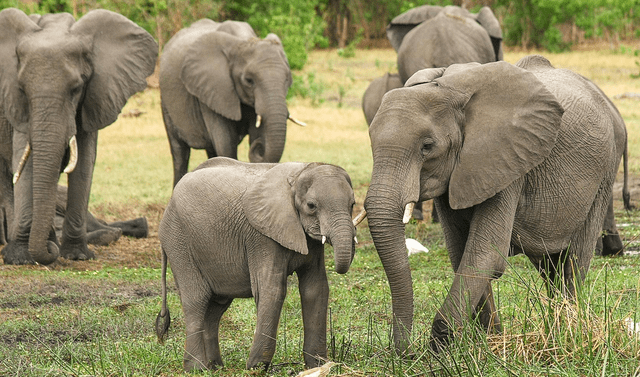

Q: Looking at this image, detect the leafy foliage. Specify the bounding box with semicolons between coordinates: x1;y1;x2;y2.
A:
495;0;640;51
222;0;327;70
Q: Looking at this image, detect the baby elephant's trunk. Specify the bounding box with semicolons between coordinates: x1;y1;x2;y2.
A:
156;248;171;344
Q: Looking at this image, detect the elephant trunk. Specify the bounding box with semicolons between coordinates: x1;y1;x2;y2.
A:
28;114;73;265
327;216;356;275
250;85;288;163
364;156;417;353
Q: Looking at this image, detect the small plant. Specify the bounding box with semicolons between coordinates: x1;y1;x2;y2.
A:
632;50;640;79
337;30;363;59
288;71;325;106
337;85;346;108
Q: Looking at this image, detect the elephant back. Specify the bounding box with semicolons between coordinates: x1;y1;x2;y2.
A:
397;13;495;82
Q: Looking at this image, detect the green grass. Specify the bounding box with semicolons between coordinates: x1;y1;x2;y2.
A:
2;47;640;376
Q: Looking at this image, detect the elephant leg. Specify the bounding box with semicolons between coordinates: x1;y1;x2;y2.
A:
431;200;439;223
297;260;329;368
203;296;233;368
108;217;148;239
182;299;212;371
472;284;502;334
85;211;122;246
60;130;97;261
412;200;423;221
2;135;42;264
528;250;566;298
163;104;191;188
202;106;238;161
0;160;13;245
599;197;623;256
205;146;216;159
431;190;517;349
247;248;288;370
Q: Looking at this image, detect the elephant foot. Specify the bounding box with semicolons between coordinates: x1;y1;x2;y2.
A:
430;317;453;352
60;240;95;261
1;241;35;265
183;356;219;372
247;360;270;371
87;227;122;246
600;232;624;256
597;230;624;257
109;217;148;239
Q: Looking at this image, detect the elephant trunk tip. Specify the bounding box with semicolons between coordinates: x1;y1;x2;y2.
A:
335;263;350;275
31;240;60;265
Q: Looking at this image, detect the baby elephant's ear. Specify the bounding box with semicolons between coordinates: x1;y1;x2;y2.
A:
242;163;309;255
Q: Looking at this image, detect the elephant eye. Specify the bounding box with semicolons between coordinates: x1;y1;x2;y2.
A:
306;201;317;212
421;140;435;156
244;76;255;87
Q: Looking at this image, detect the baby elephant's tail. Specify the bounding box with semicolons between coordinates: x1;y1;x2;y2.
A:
155;247;171;344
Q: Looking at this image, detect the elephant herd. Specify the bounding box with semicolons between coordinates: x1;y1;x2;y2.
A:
0;4;634;374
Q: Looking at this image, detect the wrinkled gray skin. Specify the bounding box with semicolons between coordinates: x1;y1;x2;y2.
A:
156;157;357;371
160;19;293;188
364;56;622;352
387;5;503;83
590;81;632;256
0;9;157;265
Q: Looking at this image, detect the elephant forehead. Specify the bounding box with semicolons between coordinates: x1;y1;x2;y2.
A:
19;31;87;59
373;87;444;130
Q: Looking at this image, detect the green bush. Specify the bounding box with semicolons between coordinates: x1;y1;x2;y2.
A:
223;0;327;71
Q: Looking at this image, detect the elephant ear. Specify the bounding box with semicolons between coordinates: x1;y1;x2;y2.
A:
386;5;443;51
0;8;40;131
475;7;503;61
181;31;242;121
435;61;564;209
405;68;446;87
243;163;309;255
71;9;158;132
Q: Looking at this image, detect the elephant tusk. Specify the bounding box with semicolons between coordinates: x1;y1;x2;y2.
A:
288;115;307;127
403;202;415;224
352;208;367;227
354;236;358;244
322;235;326;245
13;143;32;185
255;114;262;128
63;135;78;174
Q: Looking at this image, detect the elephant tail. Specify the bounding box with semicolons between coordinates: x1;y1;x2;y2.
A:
155;246;171;345
623;139;634;211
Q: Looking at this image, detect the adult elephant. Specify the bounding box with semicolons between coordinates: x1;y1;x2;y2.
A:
0;9;157;265
387;5;503;83
362;56;622;351
160;19;299;187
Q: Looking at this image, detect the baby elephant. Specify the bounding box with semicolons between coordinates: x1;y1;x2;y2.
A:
156;157;357;371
